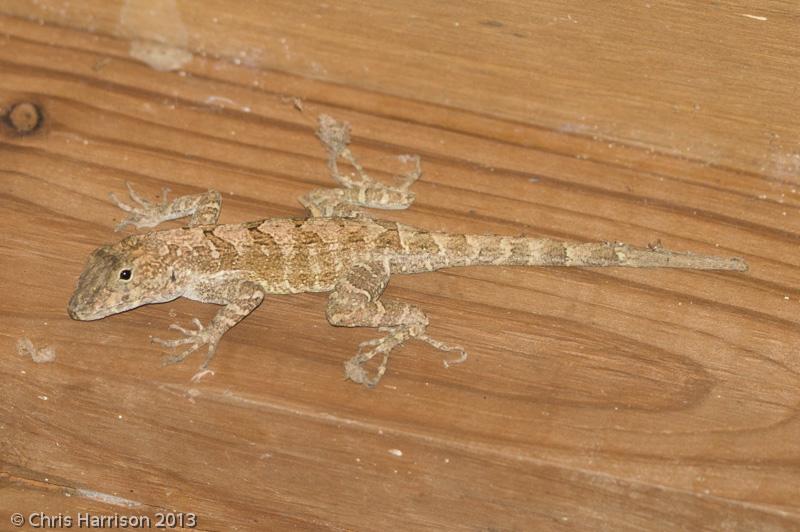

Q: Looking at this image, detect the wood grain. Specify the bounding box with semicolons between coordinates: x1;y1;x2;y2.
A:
1;2;799;530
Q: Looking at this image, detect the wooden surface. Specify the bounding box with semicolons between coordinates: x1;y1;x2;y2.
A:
1;1;799;530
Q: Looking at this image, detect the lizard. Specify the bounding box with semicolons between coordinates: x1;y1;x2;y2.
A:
67;114;748;388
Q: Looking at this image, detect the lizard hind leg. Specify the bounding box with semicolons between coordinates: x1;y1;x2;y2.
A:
299;115;421;218
327;261;466;388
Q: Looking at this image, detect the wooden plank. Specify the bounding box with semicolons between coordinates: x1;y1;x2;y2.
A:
2;474;180;531
1;3;799;530
2;1;798;179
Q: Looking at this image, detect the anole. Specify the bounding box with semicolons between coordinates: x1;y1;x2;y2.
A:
68;115;747;387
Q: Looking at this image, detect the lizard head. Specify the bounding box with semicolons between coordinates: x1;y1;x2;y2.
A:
68;234;183;320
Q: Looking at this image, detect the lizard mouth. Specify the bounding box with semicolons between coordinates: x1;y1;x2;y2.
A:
67;293;180;321
67;294;100;320
67;291;129;321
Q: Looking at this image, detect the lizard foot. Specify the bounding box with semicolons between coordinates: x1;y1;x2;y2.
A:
344;326;413;388
110;181;172;231
152;318;221;370
395;154;422;190
344;324;467;387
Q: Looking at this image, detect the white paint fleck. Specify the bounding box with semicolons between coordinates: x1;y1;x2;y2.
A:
388;449;403;457
740;14;767;21
310;61;327;75
119;0;193;71
280;37;292;60
129;40;192;72
205;95;237;107
74;488;143;508
17;338;56;364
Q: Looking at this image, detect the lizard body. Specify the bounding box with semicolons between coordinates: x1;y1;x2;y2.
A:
68;115;747;387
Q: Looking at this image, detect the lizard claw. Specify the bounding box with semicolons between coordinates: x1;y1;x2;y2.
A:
190;368;216;383
111;181;172;231
152;318;220;369
165;317;204;336
355;336;383;356
417;334;468;368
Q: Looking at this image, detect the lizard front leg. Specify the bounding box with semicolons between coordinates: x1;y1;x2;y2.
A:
111;181;221;230
327;260;466;388
153;280;265;376
299;114;421;218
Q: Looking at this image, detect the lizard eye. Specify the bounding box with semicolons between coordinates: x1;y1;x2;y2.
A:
119;269;132;281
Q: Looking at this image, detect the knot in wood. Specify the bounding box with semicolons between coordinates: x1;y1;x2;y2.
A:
6;102;42;134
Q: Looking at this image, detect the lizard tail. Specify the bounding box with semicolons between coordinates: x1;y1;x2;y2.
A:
415;232;748;271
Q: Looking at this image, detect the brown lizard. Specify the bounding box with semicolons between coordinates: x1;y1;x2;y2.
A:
68;114;748;387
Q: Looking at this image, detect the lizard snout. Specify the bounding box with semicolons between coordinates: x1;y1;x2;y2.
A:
67;294;86;320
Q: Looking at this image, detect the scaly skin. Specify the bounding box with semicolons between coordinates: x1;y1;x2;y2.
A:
68;115;747;387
